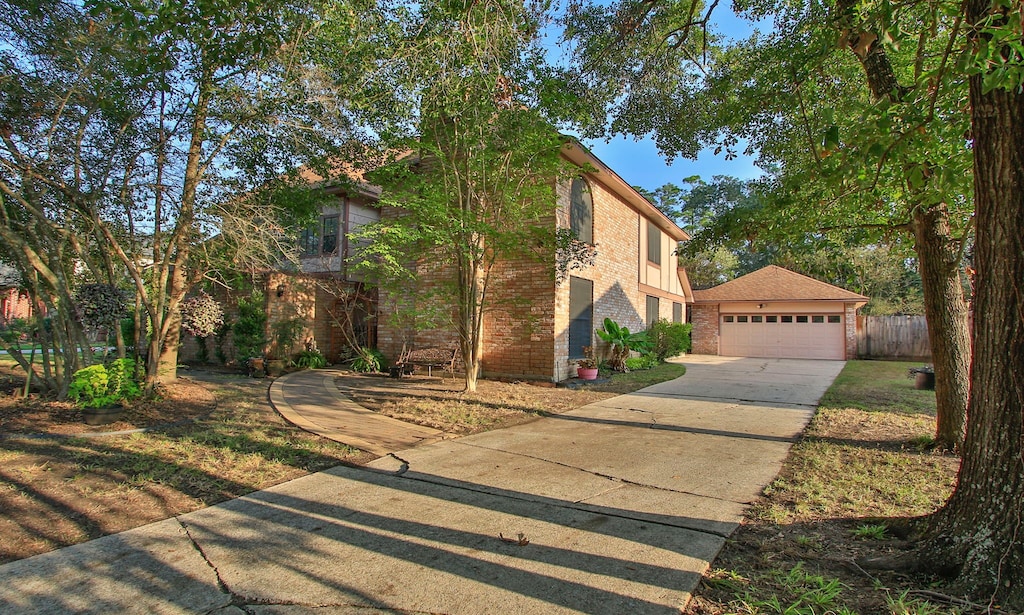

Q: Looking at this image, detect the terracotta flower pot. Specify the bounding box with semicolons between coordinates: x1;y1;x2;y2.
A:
577;367;599;380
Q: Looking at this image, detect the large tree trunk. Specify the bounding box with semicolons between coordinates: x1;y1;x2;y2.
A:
922;20;1024;604
911;204;971;451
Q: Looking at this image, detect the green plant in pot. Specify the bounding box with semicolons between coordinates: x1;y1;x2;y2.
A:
69;358;142;425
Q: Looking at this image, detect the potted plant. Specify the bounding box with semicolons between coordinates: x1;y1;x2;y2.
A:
69;359;141;425
576;346;599;380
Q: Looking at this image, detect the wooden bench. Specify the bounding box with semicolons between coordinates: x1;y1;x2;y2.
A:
391;345;463;379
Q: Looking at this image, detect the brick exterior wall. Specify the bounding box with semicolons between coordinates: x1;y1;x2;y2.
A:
690;303;720;355
482;256;556;380
552;177;648;381
375;175;686;383
0;288;32;325
180;272;368;366
265;272;318;358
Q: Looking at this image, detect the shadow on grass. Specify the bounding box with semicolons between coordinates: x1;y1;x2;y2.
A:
0;413;359;565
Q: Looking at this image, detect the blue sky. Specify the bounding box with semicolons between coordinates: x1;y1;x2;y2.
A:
582;136;763;193
557;4;770;193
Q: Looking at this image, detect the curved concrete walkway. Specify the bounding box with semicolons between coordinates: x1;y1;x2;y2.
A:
269;369;445;456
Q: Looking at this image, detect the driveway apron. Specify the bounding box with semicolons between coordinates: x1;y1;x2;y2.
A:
0;356;844;615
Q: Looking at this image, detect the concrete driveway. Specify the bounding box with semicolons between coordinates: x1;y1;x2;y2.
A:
0;356;844;615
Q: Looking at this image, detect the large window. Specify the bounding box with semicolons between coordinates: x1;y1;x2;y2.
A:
569;177;593;245
647;220;661;265
568;276;593;358
646;295;660;328
299;215;341;257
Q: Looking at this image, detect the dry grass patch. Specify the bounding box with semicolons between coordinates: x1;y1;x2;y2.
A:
338;362;686;435
0;369;368;564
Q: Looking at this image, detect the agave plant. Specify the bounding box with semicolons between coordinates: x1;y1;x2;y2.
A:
596;318;652;372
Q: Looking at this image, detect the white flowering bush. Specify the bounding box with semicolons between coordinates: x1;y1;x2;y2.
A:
179;292;225;338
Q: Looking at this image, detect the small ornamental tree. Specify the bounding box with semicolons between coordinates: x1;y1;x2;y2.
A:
358;0;573;392
180;292;225;364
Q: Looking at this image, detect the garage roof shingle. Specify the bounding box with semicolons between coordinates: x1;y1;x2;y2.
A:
692;265;868;303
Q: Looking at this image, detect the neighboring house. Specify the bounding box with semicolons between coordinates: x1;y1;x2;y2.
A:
0;264;31;327
690;265;868;360
373;142;693;382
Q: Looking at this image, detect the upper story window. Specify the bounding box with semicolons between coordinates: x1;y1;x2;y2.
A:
569;177;593;245
322;215;339;254
299;215;340;257
300;226;318;257
647;220;661;265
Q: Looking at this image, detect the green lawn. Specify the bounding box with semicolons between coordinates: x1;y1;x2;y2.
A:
818;359;939;416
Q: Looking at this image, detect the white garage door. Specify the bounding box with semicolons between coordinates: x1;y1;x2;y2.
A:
720;314;845;360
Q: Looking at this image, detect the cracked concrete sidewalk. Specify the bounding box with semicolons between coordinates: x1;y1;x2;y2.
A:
0;356;845;614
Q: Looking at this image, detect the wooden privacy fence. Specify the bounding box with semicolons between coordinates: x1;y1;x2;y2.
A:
857;315;931;360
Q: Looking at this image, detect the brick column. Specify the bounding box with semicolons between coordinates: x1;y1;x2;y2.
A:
691;303;719;355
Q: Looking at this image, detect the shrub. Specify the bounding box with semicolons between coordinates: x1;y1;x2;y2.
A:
68;359;141;408
350;348;386;373
624;353;658;371
214;321;231;365
106;358;142;400
648;320;692;361
270;318;303;359
295;349;327;369
232;293;267;362
0;317;32;345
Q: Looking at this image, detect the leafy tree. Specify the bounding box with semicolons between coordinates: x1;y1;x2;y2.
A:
0;0;362;392
565;0;1023;603
356;0;572;392
567;0;970;450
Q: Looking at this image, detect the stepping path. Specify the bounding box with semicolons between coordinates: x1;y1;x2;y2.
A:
269;369;444;455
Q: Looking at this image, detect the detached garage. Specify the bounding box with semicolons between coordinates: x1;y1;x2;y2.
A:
691;266;868;360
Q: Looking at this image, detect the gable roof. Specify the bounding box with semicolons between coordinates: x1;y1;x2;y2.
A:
692;265;868;303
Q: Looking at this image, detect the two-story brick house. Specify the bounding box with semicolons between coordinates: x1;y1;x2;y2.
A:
371;141;693;382
253;142;692;381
